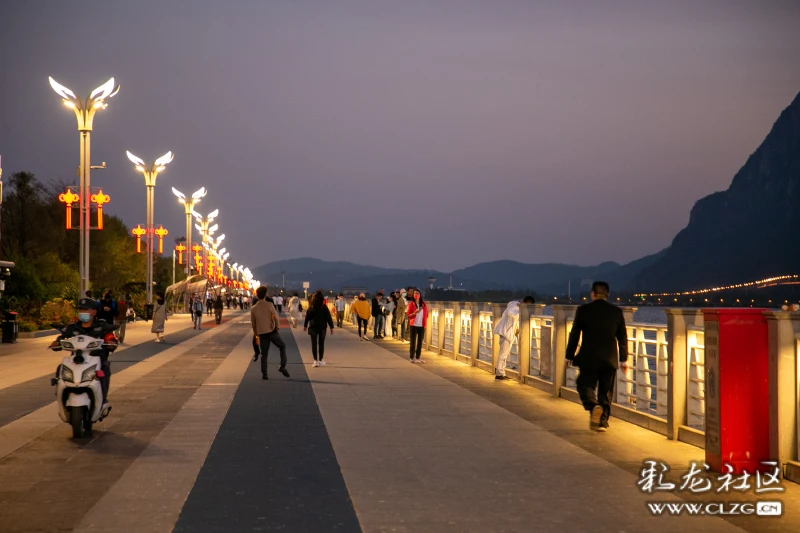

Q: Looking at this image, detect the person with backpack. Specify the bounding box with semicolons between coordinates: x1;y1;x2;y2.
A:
304;290;335;367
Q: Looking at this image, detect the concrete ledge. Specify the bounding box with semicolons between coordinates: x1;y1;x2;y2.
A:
524;375;555;394
678;425;706;449
560;387;582;405
475;359;493;374
504;368;520;381
785;460;800;484
19;329;60;339
611;404;668;436
440;349;455;359
456;354;471;365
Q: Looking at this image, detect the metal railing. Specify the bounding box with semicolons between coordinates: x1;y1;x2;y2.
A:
615;323;669;418
443;309;455;352
459;310;472;357
686;325;706;430
529;317;553;380
564;319;580;389
430;309;440;349
478;312;493;362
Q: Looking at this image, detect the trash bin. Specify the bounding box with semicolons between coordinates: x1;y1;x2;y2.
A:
144;304;154;322
2;311;18;344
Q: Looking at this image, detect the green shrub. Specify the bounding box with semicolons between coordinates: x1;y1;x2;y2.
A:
18;321;38;333
39;298;76;326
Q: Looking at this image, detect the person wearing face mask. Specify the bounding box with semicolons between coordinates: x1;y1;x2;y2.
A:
50;298;118;409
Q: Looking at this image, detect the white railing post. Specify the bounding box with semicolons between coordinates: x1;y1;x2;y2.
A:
438;304;447;354
551;305;579;398
491;303;504;375
470;303;481;367
425;301;437;350
451;302;462;359
665;308;703;440
764;311;800;478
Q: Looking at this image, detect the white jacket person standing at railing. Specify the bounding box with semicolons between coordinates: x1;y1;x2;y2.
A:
494;301;520;380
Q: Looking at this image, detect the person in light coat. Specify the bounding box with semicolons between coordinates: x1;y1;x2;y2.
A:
493;301;520;380
151;291;168;343
288;292;302;328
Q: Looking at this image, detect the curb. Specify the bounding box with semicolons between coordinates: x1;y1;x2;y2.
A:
18;329;60;339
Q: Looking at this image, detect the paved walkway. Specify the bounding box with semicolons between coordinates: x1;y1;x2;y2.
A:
0;314;797;532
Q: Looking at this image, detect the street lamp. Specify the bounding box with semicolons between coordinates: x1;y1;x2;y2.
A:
49;76;120;295
172;187;206;279
193;208;218;279
126;150;174;304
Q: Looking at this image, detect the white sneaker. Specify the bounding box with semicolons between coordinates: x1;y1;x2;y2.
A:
418;359;425;364
320;361;327;366
313;361;319;367
154;338;160;343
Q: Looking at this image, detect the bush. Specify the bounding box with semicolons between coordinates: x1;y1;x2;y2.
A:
18;321;38;333
39;298;76;326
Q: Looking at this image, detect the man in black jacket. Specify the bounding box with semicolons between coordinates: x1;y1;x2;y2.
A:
565;281;629;432
371;292;385;339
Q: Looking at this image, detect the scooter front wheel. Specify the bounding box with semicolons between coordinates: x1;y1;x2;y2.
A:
70;407;84;438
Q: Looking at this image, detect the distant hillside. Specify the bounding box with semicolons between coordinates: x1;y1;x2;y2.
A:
634;91;800;291
253;256;656;294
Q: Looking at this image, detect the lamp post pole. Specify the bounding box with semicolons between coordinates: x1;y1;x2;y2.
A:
49;77;119;296
127;151;174;305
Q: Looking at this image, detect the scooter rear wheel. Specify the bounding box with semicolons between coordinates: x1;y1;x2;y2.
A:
70;407;84;439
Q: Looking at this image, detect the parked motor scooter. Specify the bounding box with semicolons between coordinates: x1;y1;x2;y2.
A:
49;323;119;438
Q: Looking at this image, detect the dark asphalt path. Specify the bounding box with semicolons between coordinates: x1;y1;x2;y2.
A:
174;325;362;533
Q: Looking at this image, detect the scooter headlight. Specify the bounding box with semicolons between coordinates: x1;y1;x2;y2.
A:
61;367;75;383
86;340;103;349
81;368;97;382
60;341;75;349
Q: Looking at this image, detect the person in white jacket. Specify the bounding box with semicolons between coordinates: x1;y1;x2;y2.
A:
494;301;520;380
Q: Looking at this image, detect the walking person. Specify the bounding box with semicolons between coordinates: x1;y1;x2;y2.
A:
403;287;415;342
371;292;385;339
304;290;335;367
151;291;168;343
206;295;213;317
191;296;204;329
287;292;301;328
394;290;407;341
334;294;346;328
352;293;372;341
494;301;520;380
214;294;224;324
565;281;629;432
274;294;284;313
383;293;395;338
97;290;117;325
406;289;428;363
251;286;290;380
115;295;129;344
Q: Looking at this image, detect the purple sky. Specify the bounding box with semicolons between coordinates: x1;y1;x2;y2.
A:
2;1;799;273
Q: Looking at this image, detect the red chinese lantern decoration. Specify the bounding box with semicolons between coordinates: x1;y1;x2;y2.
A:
58;189;80;229
154;225;168;254
90;189;110;230
131;225;146;253
175;243;186;264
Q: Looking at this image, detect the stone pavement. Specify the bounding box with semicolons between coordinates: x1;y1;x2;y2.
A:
0;313;797;532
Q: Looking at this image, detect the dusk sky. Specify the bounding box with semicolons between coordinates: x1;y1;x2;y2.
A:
2;1;799;273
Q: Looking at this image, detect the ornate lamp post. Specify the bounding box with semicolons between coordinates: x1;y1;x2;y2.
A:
49;76;120;295
171;187;206;280
126;150;174;304
193;208;218;278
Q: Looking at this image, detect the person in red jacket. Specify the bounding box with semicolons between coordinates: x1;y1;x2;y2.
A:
406;289;428;363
